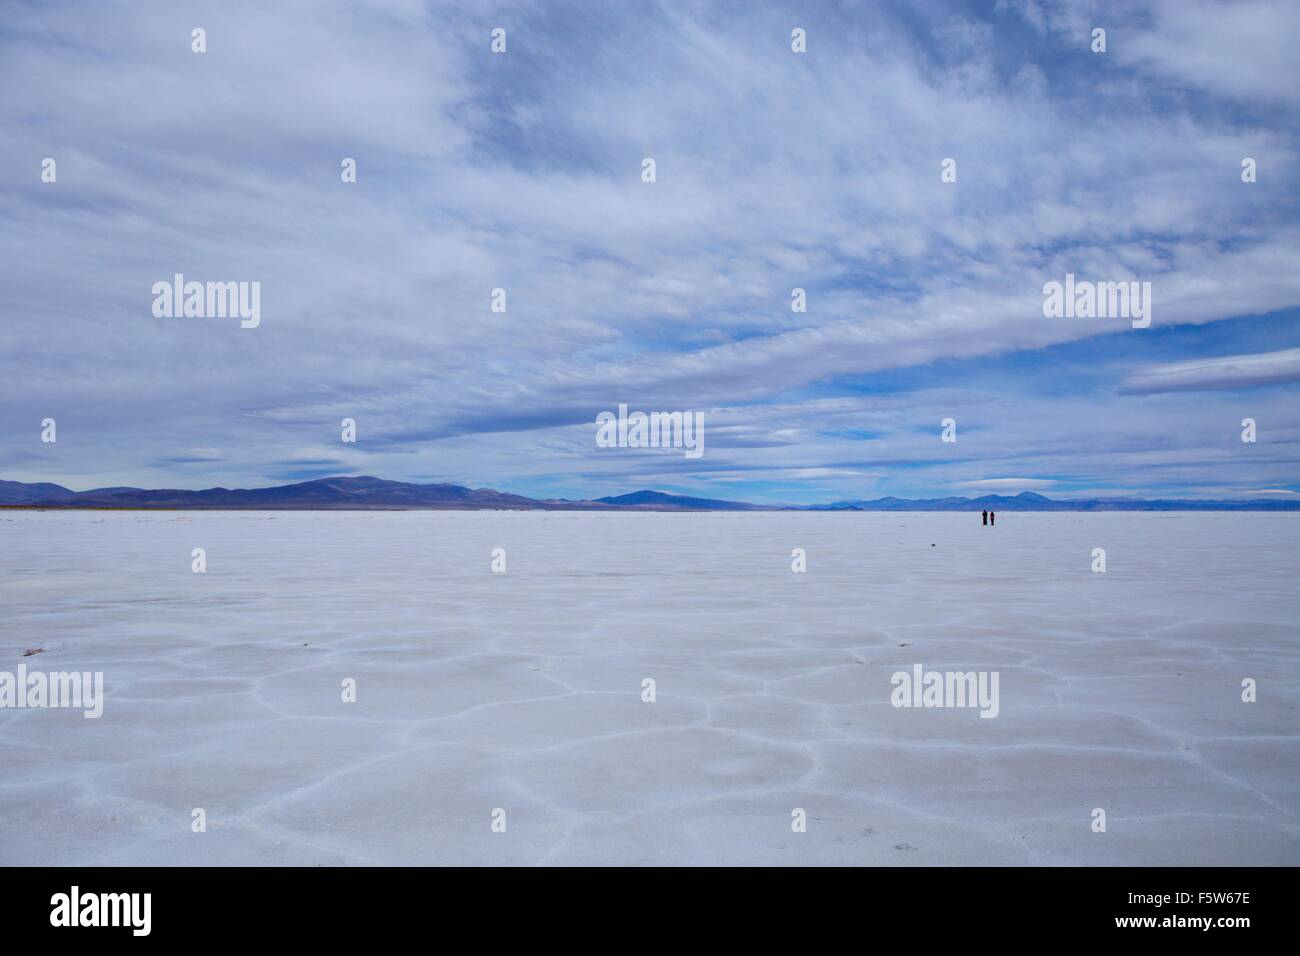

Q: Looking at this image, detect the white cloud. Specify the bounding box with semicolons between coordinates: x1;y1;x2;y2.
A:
954;478;1057;491
1122;348;1300;394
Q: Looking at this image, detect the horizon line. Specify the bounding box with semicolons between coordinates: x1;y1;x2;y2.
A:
4;474;1299;511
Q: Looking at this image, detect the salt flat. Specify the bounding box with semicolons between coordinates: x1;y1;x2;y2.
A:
0;510;1297;866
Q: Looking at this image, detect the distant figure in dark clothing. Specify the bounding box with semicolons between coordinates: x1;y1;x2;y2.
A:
990;511;996;526
982;510;988;526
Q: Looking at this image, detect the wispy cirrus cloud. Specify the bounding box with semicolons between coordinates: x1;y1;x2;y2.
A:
1122;348;1300;394
954;478;1058;492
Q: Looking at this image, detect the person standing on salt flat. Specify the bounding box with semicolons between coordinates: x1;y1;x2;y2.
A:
990;511;996;526
982;509;988;526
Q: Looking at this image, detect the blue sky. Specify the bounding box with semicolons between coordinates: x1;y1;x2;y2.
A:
2;0;1298;504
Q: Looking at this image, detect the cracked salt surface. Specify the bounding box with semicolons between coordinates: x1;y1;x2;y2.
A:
0;510;1297;865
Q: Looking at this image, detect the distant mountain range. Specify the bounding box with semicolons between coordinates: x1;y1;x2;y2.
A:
593;490;763;511
1;477;1297;511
